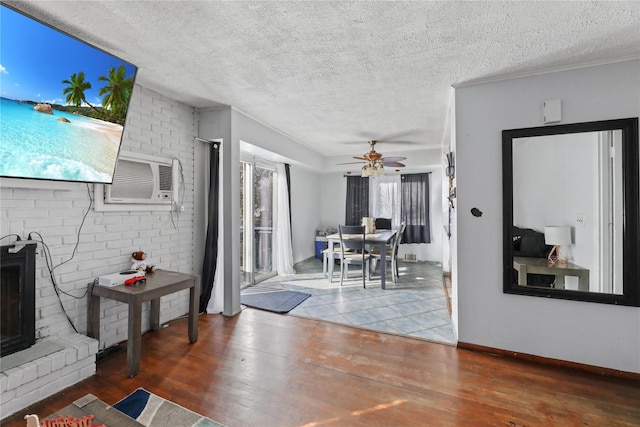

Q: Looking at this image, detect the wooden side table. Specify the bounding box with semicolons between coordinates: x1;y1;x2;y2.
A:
513;256;589;291
89;269;200;377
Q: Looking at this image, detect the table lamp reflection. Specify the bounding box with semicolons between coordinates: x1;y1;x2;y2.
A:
544;226;571;265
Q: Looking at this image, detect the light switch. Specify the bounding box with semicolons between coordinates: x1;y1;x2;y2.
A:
543;99;561;124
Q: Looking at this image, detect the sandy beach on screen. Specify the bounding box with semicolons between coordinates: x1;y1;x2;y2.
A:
74;115;124;145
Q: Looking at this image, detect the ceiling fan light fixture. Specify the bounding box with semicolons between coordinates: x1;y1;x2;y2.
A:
361;160;384;177
349;139;405;177
373;162;384;176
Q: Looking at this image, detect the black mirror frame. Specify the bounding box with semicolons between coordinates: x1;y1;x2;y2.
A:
502;117;639;306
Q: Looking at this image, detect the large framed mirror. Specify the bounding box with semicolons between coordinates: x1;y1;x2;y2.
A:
502;118;639;306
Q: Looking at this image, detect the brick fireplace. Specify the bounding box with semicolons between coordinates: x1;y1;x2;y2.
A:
1;243;36;357
0;243;98;419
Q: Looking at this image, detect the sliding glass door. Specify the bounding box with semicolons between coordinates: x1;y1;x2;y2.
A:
240;159;277;287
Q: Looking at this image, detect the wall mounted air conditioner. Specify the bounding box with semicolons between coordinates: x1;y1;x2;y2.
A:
105;154;177;204
94;152;180;211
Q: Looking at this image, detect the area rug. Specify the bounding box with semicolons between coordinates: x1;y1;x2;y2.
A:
240;290;311;313
113;388;224;427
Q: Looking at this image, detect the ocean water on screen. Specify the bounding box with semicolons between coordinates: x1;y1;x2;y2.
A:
0;97;122;182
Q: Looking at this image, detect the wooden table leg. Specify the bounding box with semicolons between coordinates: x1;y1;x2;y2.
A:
127;299;142;377
379;242;387;290
88;293;100;341
188;278;199;343
328;240;335;283
150;298;160;331
518;265;527;286
578;270;590;291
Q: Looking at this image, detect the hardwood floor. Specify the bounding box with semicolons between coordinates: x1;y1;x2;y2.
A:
2;310;639;426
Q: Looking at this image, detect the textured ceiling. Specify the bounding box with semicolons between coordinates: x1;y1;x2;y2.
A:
8;1;640;158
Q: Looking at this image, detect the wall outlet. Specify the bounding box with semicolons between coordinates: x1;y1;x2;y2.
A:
576;214;586;227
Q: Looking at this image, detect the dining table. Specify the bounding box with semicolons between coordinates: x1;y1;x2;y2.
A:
326;229;397;289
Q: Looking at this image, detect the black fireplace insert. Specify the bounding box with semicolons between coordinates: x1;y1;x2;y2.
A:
1;243;36;357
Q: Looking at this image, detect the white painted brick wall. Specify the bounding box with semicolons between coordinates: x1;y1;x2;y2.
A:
0;334;98;419
0;84;197;350
1;85;198;418
0;86;198;408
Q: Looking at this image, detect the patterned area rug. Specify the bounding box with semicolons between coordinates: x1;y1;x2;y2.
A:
113;388;224;427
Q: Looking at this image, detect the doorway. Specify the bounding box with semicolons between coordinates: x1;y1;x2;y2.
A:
240;159;278;287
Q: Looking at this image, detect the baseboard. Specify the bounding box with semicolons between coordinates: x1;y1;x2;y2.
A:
457;341;640;381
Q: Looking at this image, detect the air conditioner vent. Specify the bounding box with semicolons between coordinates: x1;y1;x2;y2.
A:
110;160;155;199
404;253;417;262
158;165;173;191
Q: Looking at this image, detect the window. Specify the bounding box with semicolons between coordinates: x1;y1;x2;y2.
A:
401;173;431;243
345;173;431;244
345;176;369;226
369;175;401;228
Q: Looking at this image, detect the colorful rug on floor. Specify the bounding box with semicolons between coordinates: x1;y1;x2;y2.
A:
240;290;311;313
113;388;225;427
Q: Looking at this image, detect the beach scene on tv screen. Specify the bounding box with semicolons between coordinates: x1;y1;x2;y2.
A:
0;6;137;183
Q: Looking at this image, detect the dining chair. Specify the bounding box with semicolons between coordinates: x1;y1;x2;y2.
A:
324;242;357;282
338;225;370;288
323;242;343;282
371;222;405;284
375;217;392;230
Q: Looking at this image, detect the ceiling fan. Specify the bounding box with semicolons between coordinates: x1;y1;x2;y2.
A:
338;140;406;176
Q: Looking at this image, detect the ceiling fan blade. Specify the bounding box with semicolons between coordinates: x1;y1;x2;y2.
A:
352;156;367;160
383;162;405;167
336;161;366;165
382;156;406;162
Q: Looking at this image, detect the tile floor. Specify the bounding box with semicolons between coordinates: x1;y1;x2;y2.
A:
241;257;456;344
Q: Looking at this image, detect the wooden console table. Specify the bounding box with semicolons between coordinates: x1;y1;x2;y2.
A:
89;269;200;377
513;256;589;291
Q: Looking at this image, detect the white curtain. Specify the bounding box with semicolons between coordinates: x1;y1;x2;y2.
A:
369;175;401;228
206;201;224;313
206;146;223;314
276;163;295;275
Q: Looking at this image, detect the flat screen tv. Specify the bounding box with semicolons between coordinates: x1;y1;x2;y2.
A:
0;3;138;184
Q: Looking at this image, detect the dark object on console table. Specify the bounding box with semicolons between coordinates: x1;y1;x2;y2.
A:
375;217;392;230
512;226;554;287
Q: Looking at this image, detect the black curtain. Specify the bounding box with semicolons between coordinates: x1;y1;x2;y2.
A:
285;163;292;234
199;142;220;313
401;173;431;243
345;176;369;226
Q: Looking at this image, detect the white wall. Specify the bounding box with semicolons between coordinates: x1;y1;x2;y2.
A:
0;85;197;350
197;107;322;314
289;166;322;263
318;173;347;230
232;109;323;264
454;60;640;373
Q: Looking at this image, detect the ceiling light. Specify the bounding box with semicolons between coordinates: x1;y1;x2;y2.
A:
361;159;384;177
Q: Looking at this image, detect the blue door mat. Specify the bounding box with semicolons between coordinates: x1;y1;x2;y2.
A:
241;290;311;313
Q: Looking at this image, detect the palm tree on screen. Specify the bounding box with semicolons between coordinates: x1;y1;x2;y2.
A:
98;65;133;124
62;71;99;113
